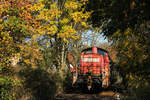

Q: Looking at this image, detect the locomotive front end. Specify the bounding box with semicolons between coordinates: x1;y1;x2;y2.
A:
71;47;110;91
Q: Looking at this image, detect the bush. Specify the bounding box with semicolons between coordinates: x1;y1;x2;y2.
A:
0;76;19;100
63;70;73;93
21;68;57;100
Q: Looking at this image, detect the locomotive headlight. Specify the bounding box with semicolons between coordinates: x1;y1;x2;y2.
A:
89;68;93;73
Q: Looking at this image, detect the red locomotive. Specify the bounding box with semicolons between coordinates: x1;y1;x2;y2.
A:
70;46;111;91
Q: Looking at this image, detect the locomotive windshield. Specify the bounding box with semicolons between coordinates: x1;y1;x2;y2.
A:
82;48;92;54
98;48;106;56
82;47;108;56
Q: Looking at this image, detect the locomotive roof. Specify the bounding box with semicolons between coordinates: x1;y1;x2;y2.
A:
82;47;108;53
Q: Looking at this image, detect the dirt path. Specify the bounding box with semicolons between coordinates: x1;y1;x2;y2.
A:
55;91;121;100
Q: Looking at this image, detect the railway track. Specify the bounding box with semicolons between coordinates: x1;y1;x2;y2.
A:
55;91;121;100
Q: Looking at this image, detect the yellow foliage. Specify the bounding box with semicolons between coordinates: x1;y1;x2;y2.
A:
20;44;43;68
50;2;57;9
24;59;31;65
125;28;132;35
37;27;46;35
60;18;69;24
65;1;78;10
0;19;3;22
29;1;44;11
71;12;82;23
30;0;90;43
71;11;91;27
112;29;121;37
124;41;129;47
81;22;87;26
58;25;76;38
0;2;9;12
63;38;68;42
0;24;3;30
47;25;57;35
129;73;134;80
0;0;42;70
37;6;61;21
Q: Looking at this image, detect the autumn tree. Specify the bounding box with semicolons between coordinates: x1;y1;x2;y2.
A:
31;0;90;68
0;0;91;97
0;0;42;99
29;0;90;92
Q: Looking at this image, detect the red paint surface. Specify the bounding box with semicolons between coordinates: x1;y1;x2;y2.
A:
92;46;98;54
70;47;110;76
80;47;110;75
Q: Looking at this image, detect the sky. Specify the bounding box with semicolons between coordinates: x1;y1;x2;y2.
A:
81;30;109;46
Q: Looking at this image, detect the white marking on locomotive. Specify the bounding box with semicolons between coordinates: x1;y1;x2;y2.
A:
82;58;99;62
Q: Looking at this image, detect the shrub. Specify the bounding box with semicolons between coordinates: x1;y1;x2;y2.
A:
0;76;20;100
22;68;57;100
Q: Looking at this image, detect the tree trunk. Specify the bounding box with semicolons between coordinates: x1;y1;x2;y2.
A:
57;42;67;93
61;42;65;70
